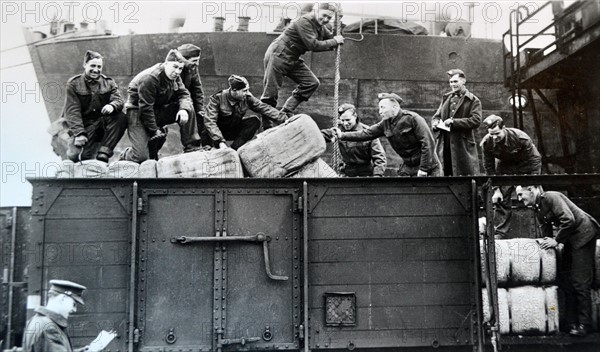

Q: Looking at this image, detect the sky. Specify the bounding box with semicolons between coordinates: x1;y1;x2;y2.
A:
0;0;556;206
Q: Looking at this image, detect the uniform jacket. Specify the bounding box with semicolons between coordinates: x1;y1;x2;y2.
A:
322;123;387;176
22;307;73;352
536;191;600;249
125;63;193;134
272;13;336;59
204;90;286;144
179;63;205;117
432;89;481;175
341;110;438;173
63;73;124;137
481;127;542;175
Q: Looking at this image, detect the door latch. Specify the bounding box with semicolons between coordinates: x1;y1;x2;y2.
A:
171;232;288;281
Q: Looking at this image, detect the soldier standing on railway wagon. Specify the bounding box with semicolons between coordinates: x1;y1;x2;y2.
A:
22;280;110;352
431;68;481;176
481;115;542;238
517;185;600;337
321;103;387;176
333;93;441;177
203;75;287;150
120;49;202;162
63;50;127;163
260;2;344;128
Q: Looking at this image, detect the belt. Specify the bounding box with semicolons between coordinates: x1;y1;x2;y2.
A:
276;36;303;57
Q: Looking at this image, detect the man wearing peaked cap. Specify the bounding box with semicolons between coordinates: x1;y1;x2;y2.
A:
260;2;344;128
203;74;287;150
121;49;202;162
321;103;387;176
177;44;206;136
62;50;127;163
23;279;103;352
431;68;481;176
334;93;441;176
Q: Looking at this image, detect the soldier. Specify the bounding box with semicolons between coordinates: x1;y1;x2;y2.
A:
22;280;106;352
432;68;481;176
517;185;599;337
333;93;441;177
203;75;287;150
322;103;386;176
121;49;202;163
177;43;206;134
63;50;127;162
481;115;542;237
260;2;344;127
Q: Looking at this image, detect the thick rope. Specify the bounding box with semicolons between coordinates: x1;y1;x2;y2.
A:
332;6;342;174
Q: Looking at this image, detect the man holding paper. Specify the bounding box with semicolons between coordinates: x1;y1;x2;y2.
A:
22;280;116;352
431;68;482;176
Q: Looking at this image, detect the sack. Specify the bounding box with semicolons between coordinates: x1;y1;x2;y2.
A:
238;114;326;177
156;148;243;178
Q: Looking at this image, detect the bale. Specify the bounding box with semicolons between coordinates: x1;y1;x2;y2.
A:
56;160;108;178
480;240;510;285
481;288;510;335
138;160;158;178
106;161;139;178
545;286;559;334
508;286;549;335
509;239;541;285
156;148;243;178
238;114;326;177
539;243;557;284
288;158;338;178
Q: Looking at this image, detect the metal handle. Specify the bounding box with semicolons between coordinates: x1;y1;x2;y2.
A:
172;232;288;281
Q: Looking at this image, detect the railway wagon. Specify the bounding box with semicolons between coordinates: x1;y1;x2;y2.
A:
4;175;600;352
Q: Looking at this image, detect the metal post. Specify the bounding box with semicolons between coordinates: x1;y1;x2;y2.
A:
303;182;310;352
471;181;484;352
128;182;138;352
6;207;18;349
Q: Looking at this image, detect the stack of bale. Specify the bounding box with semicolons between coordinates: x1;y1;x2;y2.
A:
481;238;560;335
54;114;338;179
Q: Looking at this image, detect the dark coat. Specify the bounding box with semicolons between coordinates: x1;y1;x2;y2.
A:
536;191;600;249
63;73;124;137
432;89;481;175
481;127;542;175
179;63;205;118
23;307;73;352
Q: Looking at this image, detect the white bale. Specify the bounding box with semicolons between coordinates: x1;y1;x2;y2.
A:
508;286;547;334
509;239;541;285
56;160;108;178
106;161;139;178
545;286;559;334
156;148;243;178
238;114;326;178
495;240;511;285
289;158;338;178
138;160;158;178
539;245;557;284
595;240;600;288
481;288;510;335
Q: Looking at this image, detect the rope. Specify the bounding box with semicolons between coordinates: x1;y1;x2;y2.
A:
331;5;342;174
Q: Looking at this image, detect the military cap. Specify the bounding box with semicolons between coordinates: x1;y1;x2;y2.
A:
177;44;201;59
377;93;404;105
447;68;465;78
165;49;186;63
49;279;86;305
318;2;338;12
483;114;504;128
338;103;356;115
83;50;103;65
228;74;248;90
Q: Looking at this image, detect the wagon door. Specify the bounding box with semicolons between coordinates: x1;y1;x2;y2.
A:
137;185;302;351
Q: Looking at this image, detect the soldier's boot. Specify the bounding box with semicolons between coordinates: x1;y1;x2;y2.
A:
96;152;110;163
280;95;303;118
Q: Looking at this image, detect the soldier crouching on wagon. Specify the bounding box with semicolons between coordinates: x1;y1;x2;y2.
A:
333;93;441;177
22;280;109;352
202;75;287;150
322;103;387;176
63;50;127;163
121;49;202;163
517;185;599;337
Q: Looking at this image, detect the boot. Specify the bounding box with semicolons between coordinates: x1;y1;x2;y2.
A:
281;95;303;117
96;152;110;163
